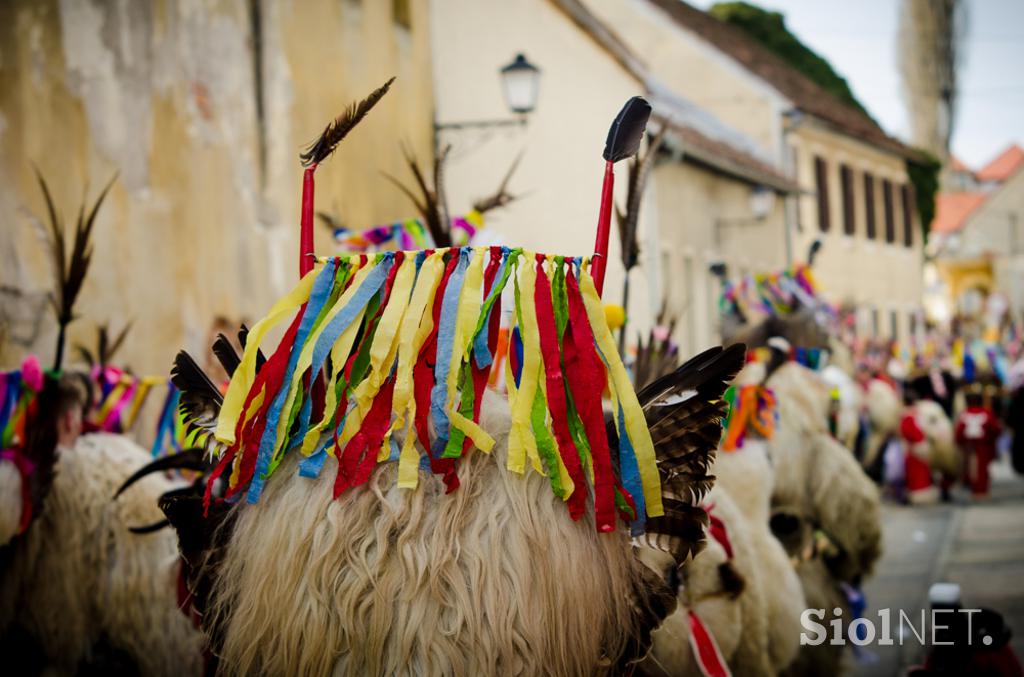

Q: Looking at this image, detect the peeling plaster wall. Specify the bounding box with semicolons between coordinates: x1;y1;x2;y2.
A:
0;0;434;375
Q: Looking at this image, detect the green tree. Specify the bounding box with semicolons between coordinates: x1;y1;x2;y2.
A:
709;2;876;123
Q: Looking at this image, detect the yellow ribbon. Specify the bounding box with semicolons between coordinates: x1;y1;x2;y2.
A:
393;252;446;488
216;268;319;444
578;263;663;517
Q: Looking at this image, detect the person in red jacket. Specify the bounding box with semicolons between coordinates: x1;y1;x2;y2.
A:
955;390;1003;498
902;389;939;504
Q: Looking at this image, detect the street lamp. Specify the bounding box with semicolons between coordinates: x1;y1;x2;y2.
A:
434;53;541;133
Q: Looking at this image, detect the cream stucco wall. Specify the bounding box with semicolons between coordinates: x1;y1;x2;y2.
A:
652;160;788;355
789;121;924;341
0;0;434;372
429;0;660;335
586;0;786;158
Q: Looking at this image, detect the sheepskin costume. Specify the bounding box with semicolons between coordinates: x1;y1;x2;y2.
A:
863;378;902;472
766;363;882;579
0;461;22;548
713;447;806;674
643;482;805;677
821;364;862;451
913;399;958;481
204;392;668;676
0;434;203;675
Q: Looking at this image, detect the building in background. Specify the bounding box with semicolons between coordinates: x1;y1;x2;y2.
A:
430;0;794;358
589;0;928;344
0;0;434;371
928;144;1024;328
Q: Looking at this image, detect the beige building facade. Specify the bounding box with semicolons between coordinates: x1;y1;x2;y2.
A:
1;0;435;372
588;0;927;344
430;0;793;357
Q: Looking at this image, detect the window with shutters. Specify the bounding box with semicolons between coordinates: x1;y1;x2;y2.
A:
901;184;914;247
864;172;876;240
883;179;895;243
840;164;855;236
814;156;830;233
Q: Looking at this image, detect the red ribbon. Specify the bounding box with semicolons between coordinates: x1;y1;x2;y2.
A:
533;255;586;521
564;267;617;531
689;610;732;677
413;251;460;492
334;376;397;497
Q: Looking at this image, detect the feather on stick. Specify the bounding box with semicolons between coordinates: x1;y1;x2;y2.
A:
299;77;395;167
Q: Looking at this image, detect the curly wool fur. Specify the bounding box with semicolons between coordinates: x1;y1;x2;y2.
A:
767;364;882;580
913;400;958;478
0;434;203;676
0;461;22;547
207;393;650;676
642;485;803;677
712;445;806;673
864;378;902;468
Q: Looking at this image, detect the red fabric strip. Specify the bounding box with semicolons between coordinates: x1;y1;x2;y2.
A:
414;251;460;492
533;255;586;521
689;610;732;677
334;375;397;497
563;268;616;531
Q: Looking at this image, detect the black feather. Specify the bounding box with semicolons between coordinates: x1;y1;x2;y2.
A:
238;325;267;373
602;97;652;163
300;77;395;166
129;520;171;534
212;333;241;377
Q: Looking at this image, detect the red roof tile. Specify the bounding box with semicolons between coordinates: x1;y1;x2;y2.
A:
976;144;1024;183
931;192;987;234
948;155;971;173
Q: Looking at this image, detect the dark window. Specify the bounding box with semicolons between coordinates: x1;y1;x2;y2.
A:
890;310;899;339
909;311;918;338
901;184;914;247
840;164;855;235
883;179;895;243
815;156;830;233
871;307;880;337
393;0;411;29
864;173;876;240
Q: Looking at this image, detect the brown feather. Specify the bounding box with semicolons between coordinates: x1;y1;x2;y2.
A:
299;77;395;166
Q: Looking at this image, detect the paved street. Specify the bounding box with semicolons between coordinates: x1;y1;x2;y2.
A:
853;459;1024;676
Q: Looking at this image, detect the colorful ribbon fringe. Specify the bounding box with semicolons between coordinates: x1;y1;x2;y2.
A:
719;264;827;319
332;211;484;252
210;246;663;532
87;366;166;434
1;356;45;535
721;384;777;451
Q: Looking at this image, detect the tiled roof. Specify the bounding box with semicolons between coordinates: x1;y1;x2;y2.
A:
931;192;987;234
976;144;1024;183
645;0;921;161
948;155;971;173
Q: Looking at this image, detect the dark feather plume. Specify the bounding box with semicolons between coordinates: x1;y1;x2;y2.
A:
616;125;667;271
75;321;132;367
35;170;116;370
618;343;745;566
300;76;395;166
383;144;452;247
170;351;224;460
602;96;652;163
212;333;241;377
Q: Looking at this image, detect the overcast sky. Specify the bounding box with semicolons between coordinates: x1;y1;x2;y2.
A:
688;0;1024;168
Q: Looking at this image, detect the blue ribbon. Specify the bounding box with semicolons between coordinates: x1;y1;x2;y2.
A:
429;248;470;457
247;259;339;502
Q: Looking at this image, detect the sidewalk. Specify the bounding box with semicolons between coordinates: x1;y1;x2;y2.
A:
854;459;1024;676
